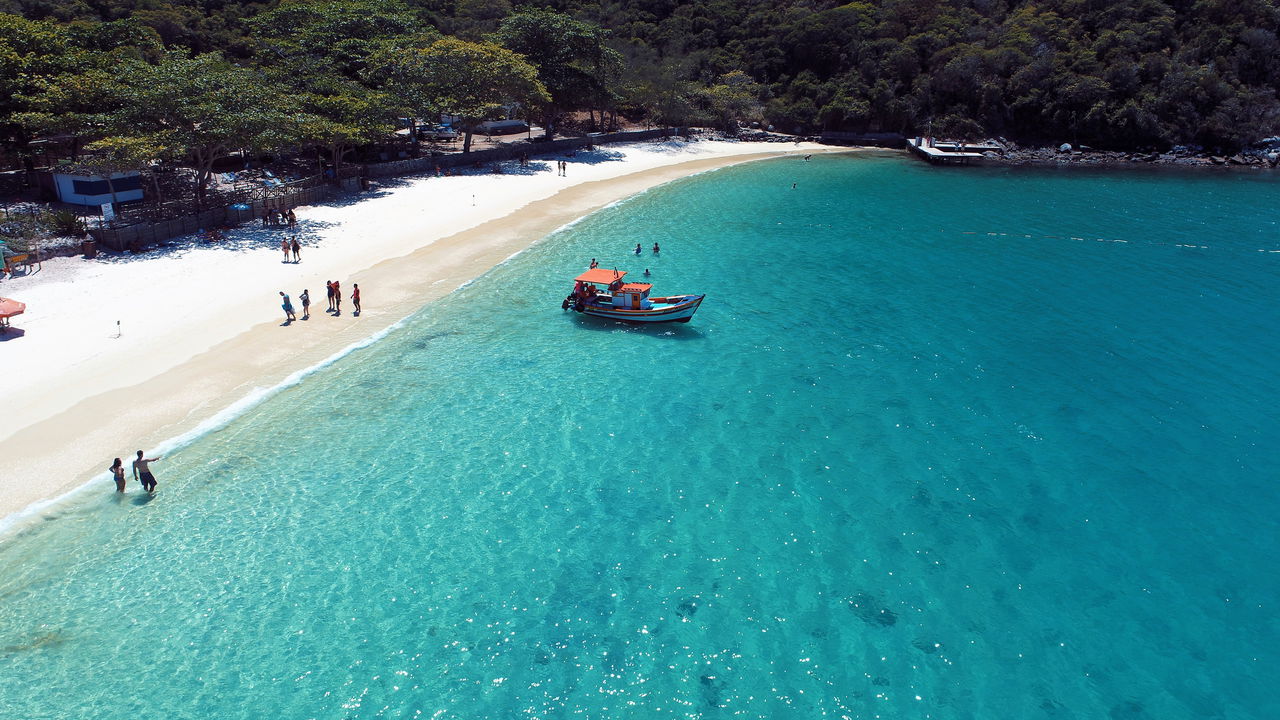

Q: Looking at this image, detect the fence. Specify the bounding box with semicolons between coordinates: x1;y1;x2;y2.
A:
88;128;683;252
92;176;358;252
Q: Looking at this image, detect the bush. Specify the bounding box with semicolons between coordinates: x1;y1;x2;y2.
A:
47;210;88;237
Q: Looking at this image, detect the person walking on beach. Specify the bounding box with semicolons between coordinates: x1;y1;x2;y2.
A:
280;291;296;322
133;450;160;494
351;283;361;314
281;237;290;262
287;208;297;229
326;281;335;312
332;280;341;314
300;289;310;320
291;236;301;263
109;458;126;493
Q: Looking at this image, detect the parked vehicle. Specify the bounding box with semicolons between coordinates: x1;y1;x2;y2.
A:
418;125;459;141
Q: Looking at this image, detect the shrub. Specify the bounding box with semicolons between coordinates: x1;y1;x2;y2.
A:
47;210;87;237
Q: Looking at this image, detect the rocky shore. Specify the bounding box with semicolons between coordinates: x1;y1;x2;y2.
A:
989;141;1280;169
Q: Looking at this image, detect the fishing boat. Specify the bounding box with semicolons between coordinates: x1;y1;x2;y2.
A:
562;268;705;323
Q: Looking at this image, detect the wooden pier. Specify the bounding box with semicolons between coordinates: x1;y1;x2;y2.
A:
906;137;1000;165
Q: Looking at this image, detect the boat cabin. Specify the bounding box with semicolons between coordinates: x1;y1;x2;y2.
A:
614;282;653;310
571;268;655;310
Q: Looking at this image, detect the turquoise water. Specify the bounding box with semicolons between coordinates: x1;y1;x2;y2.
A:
2;154;1278;718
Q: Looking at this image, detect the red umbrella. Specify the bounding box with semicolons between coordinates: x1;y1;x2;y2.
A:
0;296;25;331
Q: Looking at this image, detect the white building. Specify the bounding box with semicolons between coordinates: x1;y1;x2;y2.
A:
49;171;144;207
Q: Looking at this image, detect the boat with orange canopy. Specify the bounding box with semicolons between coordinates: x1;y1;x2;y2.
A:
562;268;704;323
0;296;26;332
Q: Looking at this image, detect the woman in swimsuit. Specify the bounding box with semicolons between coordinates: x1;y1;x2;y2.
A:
109;458;126;493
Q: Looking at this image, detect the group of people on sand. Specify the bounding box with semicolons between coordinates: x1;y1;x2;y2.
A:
279;280;360;323
108;451;161;494
263;207;297;229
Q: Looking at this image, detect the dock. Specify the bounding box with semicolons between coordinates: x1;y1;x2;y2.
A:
906;137;1000;165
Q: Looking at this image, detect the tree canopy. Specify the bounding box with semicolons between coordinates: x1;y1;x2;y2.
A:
3;0;1279;175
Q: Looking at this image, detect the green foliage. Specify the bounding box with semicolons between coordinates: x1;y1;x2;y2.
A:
5;0;1280;156
47;208;85;235
370;36;548;151
101;52;295;194
249;0;434;81
493;8;622;137
292;84;403;166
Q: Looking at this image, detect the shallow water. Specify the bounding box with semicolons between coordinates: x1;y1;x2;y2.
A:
1;154;1278;719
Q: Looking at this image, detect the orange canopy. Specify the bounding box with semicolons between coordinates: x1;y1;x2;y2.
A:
575;268;626;285
0;297;25;319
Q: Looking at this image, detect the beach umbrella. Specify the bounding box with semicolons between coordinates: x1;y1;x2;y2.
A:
0;296;25;331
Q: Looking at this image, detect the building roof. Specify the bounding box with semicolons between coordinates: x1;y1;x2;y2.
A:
619;283;652;293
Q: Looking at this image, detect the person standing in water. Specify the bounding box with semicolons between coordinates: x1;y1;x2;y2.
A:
109;458;126;493
634;243;642;255
652;242;660;254
133;450;161;493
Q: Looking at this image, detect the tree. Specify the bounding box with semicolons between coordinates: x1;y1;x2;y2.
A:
371;37;549;153
0;15;84;171
697;71;762;132
493;9;622;139
249;0;430;82
105;52;293;202
291;84;402;171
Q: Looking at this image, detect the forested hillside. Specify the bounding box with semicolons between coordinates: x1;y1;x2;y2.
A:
2;0;1278;170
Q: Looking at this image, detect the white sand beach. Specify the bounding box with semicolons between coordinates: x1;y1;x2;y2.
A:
0;138;842;528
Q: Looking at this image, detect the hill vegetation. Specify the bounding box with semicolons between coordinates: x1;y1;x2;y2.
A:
2;0;1278;183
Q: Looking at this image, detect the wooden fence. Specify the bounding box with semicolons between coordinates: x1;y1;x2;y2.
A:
89;128;683;252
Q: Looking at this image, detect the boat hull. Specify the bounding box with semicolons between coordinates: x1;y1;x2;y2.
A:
579;295;705;323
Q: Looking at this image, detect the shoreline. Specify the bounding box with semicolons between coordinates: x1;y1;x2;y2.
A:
0;140;845;534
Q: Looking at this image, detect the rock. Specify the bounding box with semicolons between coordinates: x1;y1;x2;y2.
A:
1211;156;1227;164
1229;154;1247;165
1059;143;1072;152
